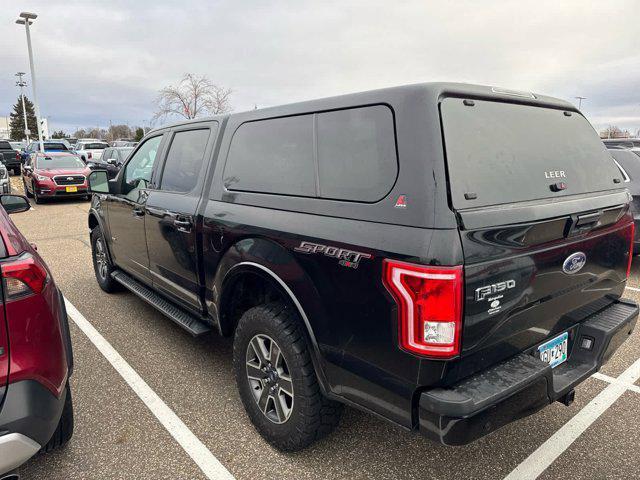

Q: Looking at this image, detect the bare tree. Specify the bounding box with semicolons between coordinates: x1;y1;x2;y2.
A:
153;73;232;121
106;124;133;142
599;125;631;139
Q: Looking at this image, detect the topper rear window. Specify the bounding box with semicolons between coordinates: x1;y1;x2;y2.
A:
441;98;622;209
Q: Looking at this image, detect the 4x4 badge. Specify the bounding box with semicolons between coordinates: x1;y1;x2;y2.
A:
294;241;372;269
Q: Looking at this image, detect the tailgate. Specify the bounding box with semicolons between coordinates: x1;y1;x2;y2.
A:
459;200;633;369
440;96;634;374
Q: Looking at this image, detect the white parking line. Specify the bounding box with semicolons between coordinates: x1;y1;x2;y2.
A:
626;286;640;292
64;298;236;480
504;357;640;480
592;372;640;394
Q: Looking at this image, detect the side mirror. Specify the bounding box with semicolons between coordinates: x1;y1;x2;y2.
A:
0;194;31;214
89;170;110;193
23;165;32;172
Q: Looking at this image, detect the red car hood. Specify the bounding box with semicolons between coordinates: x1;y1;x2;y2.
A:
35;168;90;177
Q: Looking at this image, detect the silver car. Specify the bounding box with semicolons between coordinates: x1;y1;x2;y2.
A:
0;163;11;194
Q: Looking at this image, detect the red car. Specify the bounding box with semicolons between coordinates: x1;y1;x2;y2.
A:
0;194;74;474
22;152;91;204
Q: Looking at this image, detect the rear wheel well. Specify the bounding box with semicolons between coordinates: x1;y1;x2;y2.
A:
219;271;288;337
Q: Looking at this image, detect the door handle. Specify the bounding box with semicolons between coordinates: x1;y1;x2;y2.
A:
174;218;192;232
132;207;145;217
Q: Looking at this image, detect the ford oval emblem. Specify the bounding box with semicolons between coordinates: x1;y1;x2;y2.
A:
563;252;586;274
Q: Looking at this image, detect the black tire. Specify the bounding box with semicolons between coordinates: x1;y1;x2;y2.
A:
41;383;74;453
33;189;43;204
91;227;121;293
13;167;20;176
233;302;343;451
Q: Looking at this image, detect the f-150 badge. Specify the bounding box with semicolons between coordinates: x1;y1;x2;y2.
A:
294;241;372;269
475;279;516;301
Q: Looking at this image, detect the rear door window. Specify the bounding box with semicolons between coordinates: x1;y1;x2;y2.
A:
159;128;212;193
441;98;622;209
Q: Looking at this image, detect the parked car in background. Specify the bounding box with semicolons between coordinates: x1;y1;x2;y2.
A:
0;140;20;175
610;149;640;250
75;141;109;162
9;141;26;151
75;138;100;145
87;146;133;179
0;163;11;194
0;193;74;475
111;139;136;147
65;138;78;149
20;141;71;168
603;138;640;149
88;83;637;451
22;152;91;203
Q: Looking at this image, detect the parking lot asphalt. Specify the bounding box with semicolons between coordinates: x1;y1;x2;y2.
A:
8;175;640;480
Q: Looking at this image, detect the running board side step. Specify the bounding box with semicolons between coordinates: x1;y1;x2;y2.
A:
111;270;211;336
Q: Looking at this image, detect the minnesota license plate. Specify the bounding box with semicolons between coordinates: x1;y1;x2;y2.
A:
66;186;78;192
538;332;568;368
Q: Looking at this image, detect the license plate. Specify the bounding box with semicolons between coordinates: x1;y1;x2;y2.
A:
66;186;77;192
538;332;568;368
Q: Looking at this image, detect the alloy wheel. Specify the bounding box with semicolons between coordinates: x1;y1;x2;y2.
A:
94;237;108;280
246;334;294;424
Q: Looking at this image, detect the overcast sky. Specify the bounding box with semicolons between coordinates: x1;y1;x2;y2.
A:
1;0;639;135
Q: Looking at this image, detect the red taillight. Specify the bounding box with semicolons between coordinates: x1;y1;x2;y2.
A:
16;152;20;161
2;254;48;301
87;152;92;159
627;222;635;278
383;259;463;358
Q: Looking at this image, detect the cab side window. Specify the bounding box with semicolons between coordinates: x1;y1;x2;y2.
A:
123;135;162;199
159;128;212;193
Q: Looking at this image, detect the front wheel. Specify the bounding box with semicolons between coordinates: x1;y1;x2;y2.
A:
91;228;121;293
233;302;343;451
23;179;33;197
33;189;43;204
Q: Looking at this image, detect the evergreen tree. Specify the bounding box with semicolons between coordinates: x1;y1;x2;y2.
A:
51;130;68;139
9;95;37;141
134;127;144;141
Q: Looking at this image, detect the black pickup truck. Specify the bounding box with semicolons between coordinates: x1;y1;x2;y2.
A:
87;83;638;451
0;141;20;175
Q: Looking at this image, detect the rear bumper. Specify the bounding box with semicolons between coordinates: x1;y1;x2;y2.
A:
418;298;638;445
0;380;68;473
0;433;40;475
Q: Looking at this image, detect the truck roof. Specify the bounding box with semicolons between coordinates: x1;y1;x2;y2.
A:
150;82;576;133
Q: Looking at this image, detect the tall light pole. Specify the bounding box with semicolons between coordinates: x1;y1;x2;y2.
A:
16;12;44;152
575;96;586;110
15;72;30;144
